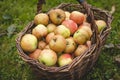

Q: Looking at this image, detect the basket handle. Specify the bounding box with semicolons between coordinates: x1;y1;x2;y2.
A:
37;0;99;43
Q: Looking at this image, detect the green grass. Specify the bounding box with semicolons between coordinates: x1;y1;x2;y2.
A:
0;0;120;80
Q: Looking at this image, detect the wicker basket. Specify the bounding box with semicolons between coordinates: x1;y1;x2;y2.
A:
16;0;113;80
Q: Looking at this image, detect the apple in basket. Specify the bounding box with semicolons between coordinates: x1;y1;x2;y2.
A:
73;29;89;45
38;49;57;66
34;13;49;25
54;25;70;38
70;11;86;25
64;37;76;53
38;41;47;50
74;45;88;57
49;9;66;25
65;11;71;20
49;35;66;53
47;23;57;33
20;34;37;52
32;24;48;39
46;32;55;43
58;53;73;67
95;20;107;33
62;20;78;35
29;49;41;60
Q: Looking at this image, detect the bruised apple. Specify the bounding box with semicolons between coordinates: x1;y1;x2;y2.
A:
64;37;76;53
74;45;88;57
54;25;70;38
38;49;57;66
49;9;66;25
20;34;37;52
58;53;73;67
62;20;78;35
70;11;85;25
47;23;57;33
29;49;41;60
46;32;55;43
49;35;66;53
32;24;48;39
34;13;49;25
38;41;47;50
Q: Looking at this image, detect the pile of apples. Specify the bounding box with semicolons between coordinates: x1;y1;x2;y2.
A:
20;9;107;67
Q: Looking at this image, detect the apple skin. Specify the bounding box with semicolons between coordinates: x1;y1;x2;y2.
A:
29;49;41;60
65;11;71;20
78;25;93;39
62;20;78;35
70;11;85;25
49;9;66;25
58;53;73;67
95;20;107;33
32;24;48;39
80;22;91;28
73;29;89;45
74;45;88;57
45;32;55;43
20;34;37;52
34;13;49;25
64;37;76;53
47;23;57;33
38;49;57;66
38;41;47;50
54;25;70;38
49;35;66;53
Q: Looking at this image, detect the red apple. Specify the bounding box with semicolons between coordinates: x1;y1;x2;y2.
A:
32;24;48;39
65;11;71;20
54;25;70;38
49;35;66;53
34;13;49;25
29;49;41;60
38;41;47;50
62;20;78;35
47;23;57;33
70;11;85;25
95;20;107;33
46;32;55;43
20;34;37;52
74;45;88;57
73;29;89;45
49;9;66;25
64;37;76;53
58;53;73;67
38;49;57;66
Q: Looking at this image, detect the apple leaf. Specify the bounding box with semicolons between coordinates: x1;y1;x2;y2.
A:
7;24;16;38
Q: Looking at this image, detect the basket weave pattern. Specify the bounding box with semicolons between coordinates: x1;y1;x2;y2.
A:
16;0;112;80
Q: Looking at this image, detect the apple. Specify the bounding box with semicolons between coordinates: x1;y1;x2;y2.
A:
49;35;66;53
32;24;48;39
95;20;107;33
79;25;93;38
49;9;66;25
62;20;78;35
44;45;50;49
64;37;76;53
47;23;57;33
86;40;91;48
38;49;57;66
74;45;88;57
38;41;47;50
70;11;85;25
80;22;91;28
34;13;49;25
58;53;73;67
73;29;89;45
54;25;70;38
29;49;41;60
65;11;71;20
46;32;55;43
20;34;37;52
